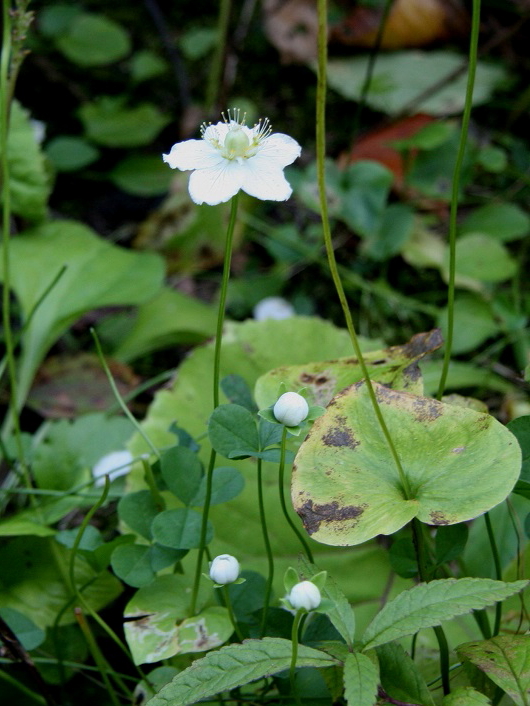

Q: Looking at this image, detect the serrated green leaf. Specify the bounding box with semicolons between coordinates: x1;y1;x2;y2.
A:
298;557;355;647
362;578;528;650
443;686;492;705
145;637;336;706
377;642;435;706
458;635;530;706
343;652;379;706
6;101;51;222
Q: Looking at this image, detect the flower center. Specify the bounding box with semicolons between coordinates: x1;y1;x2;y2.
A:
223;124;251;159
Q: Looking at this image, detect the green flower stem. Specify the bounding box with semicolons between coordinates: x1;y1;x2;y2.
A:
279;427;314;563
190;194;239;616
316;0;411;500
257;457;274;636
74;608;123;706
141;457;165;511
484;511;502;636
91;328;160;460
290;609;305;706
0;0;28;488
412;519;451;696
222;584;244;642
67;477;147;687
436;0;481;400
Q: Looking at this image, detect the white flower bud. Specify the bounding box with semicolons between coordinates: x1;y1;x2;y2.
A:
92;450;133;486
289;580;321;611
209;554;240;585
253;296;295;321
273;392;309;427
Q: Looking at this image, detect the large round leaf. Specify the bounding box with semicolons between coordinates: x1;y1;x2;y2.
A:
292;381;521;546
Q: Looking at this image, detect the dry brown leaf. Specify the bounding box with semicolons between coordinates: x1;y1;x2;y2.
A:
330;0;469;49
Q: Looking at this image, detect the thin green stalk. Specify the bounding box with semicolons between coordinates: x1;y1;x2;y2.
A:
0;668;47;705
352;0;393;139
316;0;411;499
190;194;239;615
289;609;304;706
412;519;451;695
484;511;502;636
91;327;160;460
436;0;481;400
74;608;122;706
141;457;165;511
279;427;313;562
67;477;144;686
1;0;29;488
222;584;244;642
257;457;274;636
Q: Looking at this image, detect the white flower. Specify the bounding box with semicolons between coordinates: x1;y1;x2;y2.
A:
92;450;133;486
253;296;295;321
273;392;309;427
289;580;321;611
209;554;240;585
163;110;301;205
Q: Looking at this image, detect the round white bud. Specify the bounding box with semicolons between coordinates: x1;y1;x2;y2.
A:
209;554;240;585
273;392;309;427
289;580;321;611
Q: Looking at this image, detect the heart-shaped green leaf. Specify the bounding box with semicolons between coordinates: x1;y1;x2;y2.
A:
292;381;521;545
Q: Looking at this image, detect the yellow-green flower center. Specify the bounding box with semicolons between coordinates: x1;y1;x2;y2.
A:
223;125;250;159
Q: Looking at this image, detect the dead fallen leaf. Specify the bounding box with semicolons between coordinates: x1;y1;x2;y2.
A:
338;113;434;190
330;0;469;49
28;353;140;418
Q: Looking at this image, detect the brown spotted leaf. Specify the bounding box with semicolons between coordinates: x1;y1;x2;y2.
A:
292;381;521;546
255;328;443;409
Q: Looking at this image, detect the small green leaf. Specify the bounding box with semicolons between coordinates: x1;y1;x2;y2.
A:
208;404;259;459
221;374;256;412
118;490;160;540
442;686;492;705
377;642;435;706
458;636;530;706
110;155;173;196
191;466;244;506
144;638;337;706
343;652;379;706
111;544;155;588
79;97;169;147
151;508;212;549
56;13;131;66
362;578;528;650
160;445;203;505
444;233;517;284
45;136;99;172
435;524;469;566
0;607;46;650
460;203;529;242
